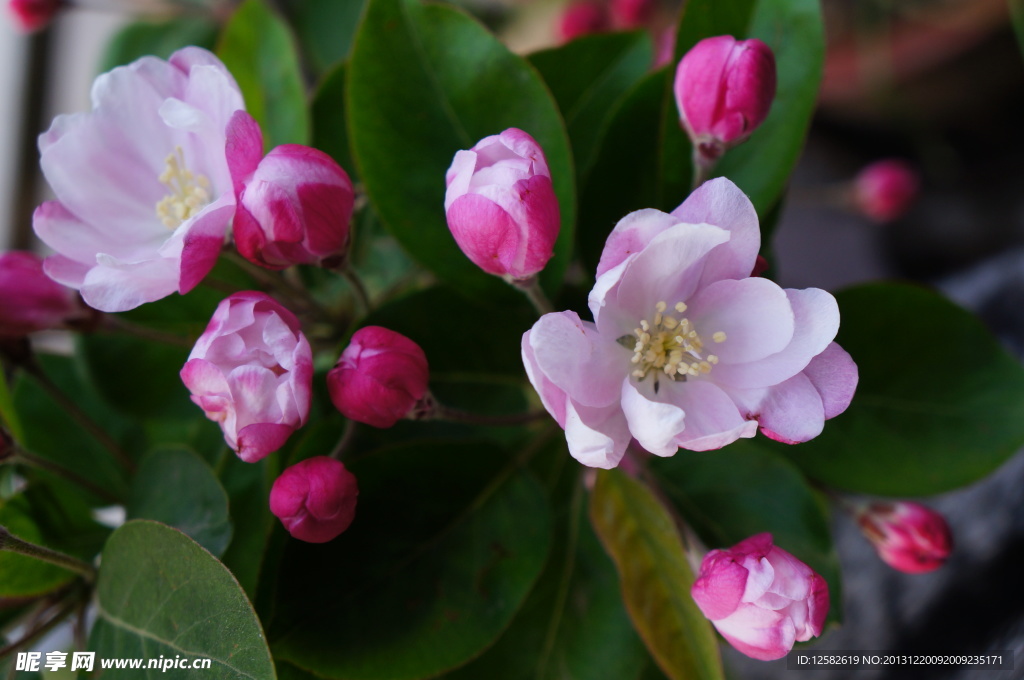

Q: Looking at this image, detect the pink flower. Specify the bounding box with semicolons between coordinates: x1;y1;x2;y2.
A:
33;47;245;312
270;456;358;544
557;1;610;42
853;159;919;222
0;251;80;336
181;291;312;462
327;326;429;429
522;178;857;468
225;111;355;270
855;501;952;573
674;36;776;162
692;533;829;661
6;0;60;32
444;128;560;281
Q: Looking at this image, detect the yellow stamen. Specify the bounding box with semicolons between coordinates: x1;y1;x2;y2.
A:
155;146;211;229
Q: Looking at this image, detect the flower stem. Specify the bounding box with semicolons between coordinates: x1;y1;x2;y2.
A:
0;592;81;658
21;359;135;474
691;146;719;191
10;448;121;504
510;276;554;316
0;526;95;581
225;251;333;321
330;419;358;461
338;263;372;317
102;315;192;348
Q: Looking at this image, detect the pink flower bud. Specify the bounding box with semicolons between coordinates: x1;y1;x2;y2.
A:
674;36;777;161
181;291;313;462
328;326;429;429
444;128;560;280
7;0;61;32
853;159;919;222
226;112;355;270
557;1;610;42
855;501;952;573
0;251;80;337
610;0;653;29
270;456;358;543
691;533;829;661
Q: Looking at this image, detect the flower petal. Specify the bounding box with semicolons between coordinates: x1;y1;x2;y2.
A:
662;379;757;451
564;398;631;469
596;208;681;277
685;277;794;365
529;311;623;408
671;177;759;285
803;342;858;419
620;380;686;457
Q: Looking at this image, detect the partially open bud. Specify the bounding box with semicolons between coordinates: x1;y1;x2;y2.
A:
270;456;358;543
852;159;919;222
557;1;610;42
674;36;776;163
444;128;560;281
691;533;828;661
7;0;61;32
0;251;80;337
226;111;354;270
327;326;429;429
855;501;952;573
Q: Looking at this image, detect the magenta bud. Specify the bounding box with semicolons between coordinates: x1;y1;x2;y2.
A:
444;128;560;281
557;1;610;42
327;326;429;429
226;111;355;270
691;533;828;661
674;36;777;161
855;501;952;573
610;0;654;29
0;251;80;337
270;456;358;543
7;0;61;32
853;159;919;222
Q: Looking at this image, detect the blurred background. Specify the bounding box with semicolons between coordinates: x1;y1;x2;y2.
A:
4;0;1024;676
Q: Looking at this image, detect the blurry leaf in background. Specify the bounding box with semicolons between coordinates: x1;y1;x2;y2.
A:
218;0;310;149
97;16;218;72
347;0;575;301
128;447;233;557
0;496;75;597
269;441;550;680
288;0;368;75
90;520;276;680
590;470;725;680
312;63;357;182
219;453;275;600
777;282;1024;496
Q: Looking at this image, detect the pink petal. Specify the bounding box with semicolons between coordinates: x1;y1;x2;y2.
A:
529;311;623;408
596;208;681;278
179;193;233;293
803;342;858;419
226;110;264;194
522;330;569;428
620;380;686;457
564;398;631;469
446;193;520;276
685;277;794;365
714;604;795;661
664;379;757;451
691;552;748;620
236;422;294;462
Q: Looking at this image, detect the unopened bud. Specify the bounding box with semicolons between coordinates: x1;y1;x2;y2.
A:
270;456;358;543
6;0;61;33
855;500;952;573
852;159;919;222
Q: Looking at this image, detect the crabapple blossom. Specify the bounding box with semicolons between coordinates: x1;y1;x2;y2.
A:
270;456;359;543
328;326;429;428
0;251;80;336
522;178;857;468
853;159;919;222
855;500;952;573
692;533;829;661
674;36;776;163
33;47;245;312
444;128;560;281
226;111;355;270
181;291;312;462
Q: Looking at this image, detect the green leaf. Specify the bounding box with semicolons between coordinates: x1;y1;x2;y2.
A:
443;473;649;680
651;441;842;623
779;282;1024;495
590;470;724;680
218;0;310;149
269;440;550;680
347;0;575;299
219;454;274;599
0;495;75;597
289;0;367;74
90;520;276;680
0;365;24;442
712;0;825;216
311;63;357;182
98;16;218;73
673;0;757;57
529;31;654;182
128;447;233;557
1011;0;1024;59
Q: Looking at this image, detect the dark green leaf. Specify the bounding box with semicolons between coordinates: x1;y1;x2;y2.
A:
90;520;275;680
530;31;654;182
673;0;757;58
218;0;310;148
0;496;75;597
590;470;724;680
651;441;842;623
269;441;550;680
219;454;274;599
779;282;1024;495
98;16;218;73
311;63;357;182
289;0;367;74
128;447;233;556
347;0;575;299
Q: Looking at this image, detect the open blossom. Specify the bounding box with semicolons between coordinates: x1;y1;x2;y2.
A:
33;47;245;312
0;251;80;336
855;501;952;573
692;533;829;661
270;456;359;543
444;128;560;281
522;178;857;468
181;292;312;462
226;111;355;270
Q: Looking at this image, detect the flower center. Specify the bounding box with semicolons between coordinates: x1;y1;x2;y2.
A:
155;146;211;229
626;301;725;386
